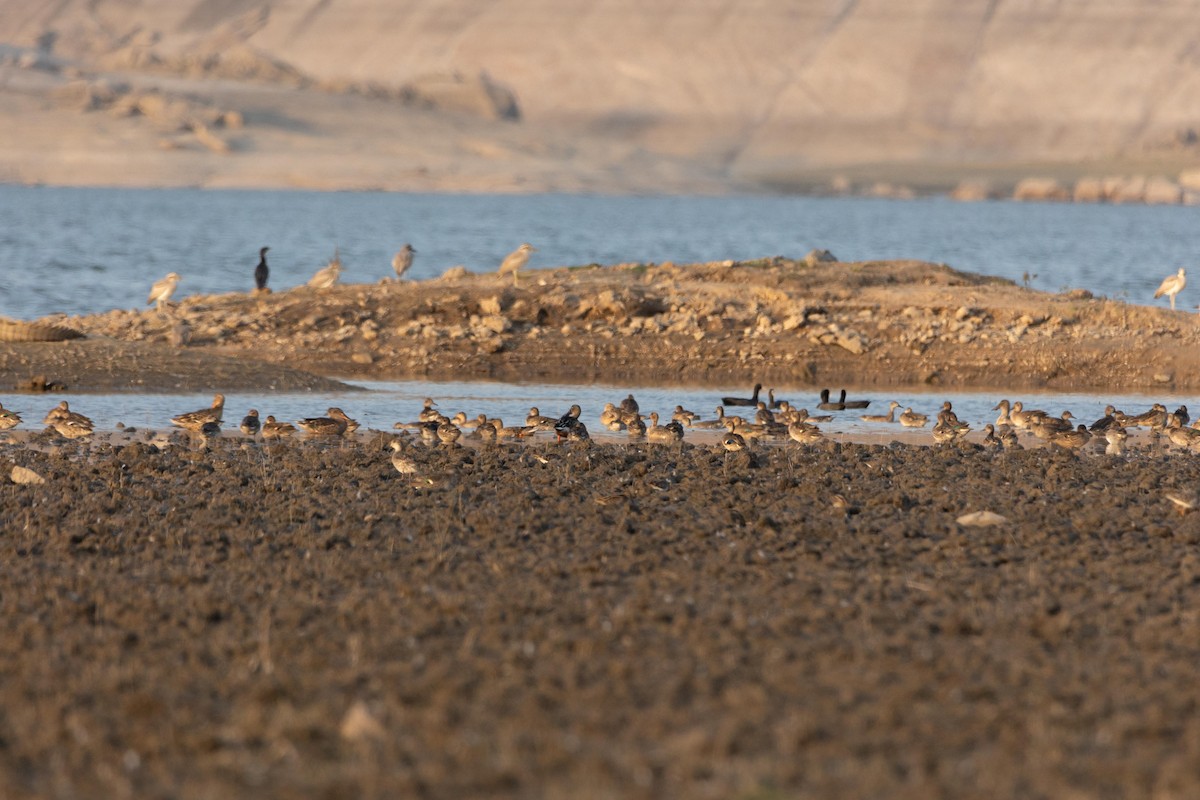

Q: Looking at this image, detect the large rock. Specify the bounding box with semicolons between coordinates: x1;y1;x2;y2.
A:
1013;178;1069;202
1143;176;1183;205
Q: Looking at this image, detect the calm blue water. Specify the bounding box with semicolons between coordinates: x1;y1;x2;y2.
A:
3;186;1199;320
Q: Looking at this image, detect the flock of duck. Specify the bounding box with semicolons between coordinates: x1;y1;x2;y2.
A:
0;386;1193;466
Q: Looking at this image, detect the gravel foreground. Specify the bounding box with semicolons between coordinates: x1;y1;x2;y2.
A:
3;433;1200;799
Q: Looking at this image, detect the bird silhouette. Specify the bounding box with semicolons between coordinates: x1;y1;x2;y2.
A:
254;246;270;292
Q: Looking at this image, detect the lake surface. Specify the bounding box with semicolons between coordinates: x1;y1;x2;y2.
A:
3;186;1199;320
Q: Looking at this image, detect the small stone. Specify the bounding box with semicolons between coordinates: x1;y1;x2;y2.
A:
11;466;46;485
957;510;1009;527
340;701;385;742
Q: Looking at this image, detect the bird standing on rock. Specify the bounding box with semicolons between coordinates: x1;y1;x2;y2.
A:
254;246;270;292
1154;267;1186;310
393;244;415;281
147;272;181;310
308;248;342;289
498;243;535;287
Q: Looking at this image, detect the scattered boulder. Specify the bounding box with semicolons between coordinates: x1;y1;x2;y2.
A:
1013;178;1069;202
1072;177;1106;203
802;249;838;266
403;71;520;121
949;180;996;202
1143;176;1183;205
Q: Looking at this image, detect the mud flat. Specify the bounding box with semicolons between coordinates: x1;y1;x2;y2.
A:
8;257;1200;394
2;433;1200;798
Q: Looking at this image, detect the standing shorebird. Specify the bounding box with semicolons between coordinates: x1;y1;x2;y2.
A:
498;243;535;287
308;248;342;289
389;439;418;475
392;244;416;281
1154;267;1186;310
147;272;181;310
254;246;270;292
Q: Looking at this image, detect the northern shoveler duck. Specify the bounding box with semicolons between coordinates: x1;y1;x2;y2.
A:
171;394;225;431
1050;424;1092;451
417;398;441;423
993;399;1013;427
297;408;354;436
860;401;901;423
982;423;1001;449
566;421;591;442
626;414;647;438
898;407;928;427
261;416;296;439
1031;411;1075;439
1009;401;1048;430
491;419;535;439
672;405;698;426
51;410;94;439
1117;403;1167;429
526;407;557;429
646;412;685;444
240;409;261;436
619;394;639;415
932;412;969;444
788;421;823;444
554;405;583;439
599;403;626;431
0;402;20;431
437;421;461;445
721;432;748;452
753;401;776;426
1089;405;1119;432
691;406;731;430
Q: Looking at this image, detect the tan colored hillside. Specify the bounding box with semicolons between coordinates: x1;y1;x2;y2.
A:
3;0;1200;192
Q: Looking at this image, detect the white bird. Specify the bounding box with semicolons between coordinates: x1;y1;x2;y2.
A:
147;272;181;309
1154;267;1186;310
498;243;535;287
309;248;342;289
392;244;416;280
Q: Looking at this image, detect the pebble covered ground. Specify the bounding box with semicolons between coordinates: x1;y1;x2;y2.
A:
3;433;1200;799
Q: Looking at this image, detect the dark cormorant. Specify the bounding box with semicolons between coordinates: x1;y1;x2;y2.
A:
254;246;270;291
